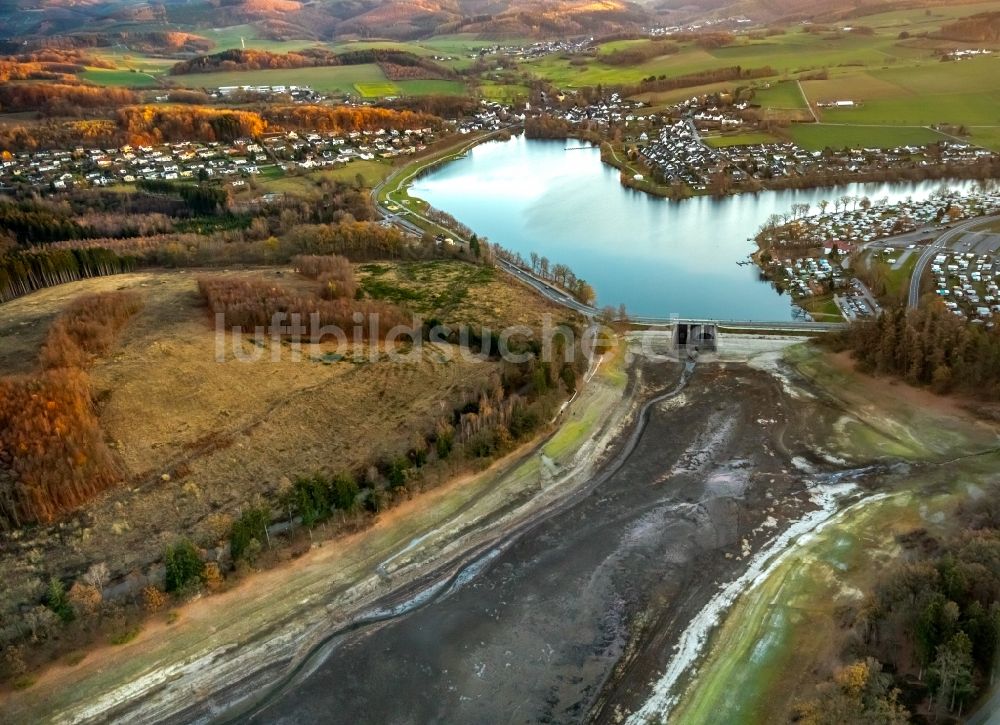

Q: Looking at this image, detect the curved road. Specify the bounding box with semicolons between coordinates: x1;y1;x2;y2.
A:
907;215;1000;309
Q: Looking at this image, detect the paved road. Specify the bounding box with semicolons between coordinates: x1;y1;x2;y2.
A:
797;80;818;122
629;316;842;332
967;686;1000;725
907;215;1000;309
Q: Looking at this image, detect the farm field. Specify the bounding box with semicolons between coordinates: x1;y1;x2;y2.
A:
355;81;400;98
514;1;1000;155
395;79;467;96
204;25;317;52
479;82;531;101
420;34;533;68
753;80;808;110
73;32;495;91
79;68;163;88
355;79;466;97
80;51;176;86
703;132;782;148
850;0;1000;33
167;64;387;95
787;123;948;150
805;58;1000;127
526;29;917;89
970;126;1000;150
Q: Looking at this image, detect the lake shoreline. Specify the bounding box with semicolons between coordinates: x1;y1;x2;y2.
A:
407;135;981;319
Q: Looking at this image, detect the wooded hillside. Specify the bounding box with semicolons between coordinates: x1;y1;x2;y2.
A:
0;291;141;529
832;303;1000;399
170;47;454;79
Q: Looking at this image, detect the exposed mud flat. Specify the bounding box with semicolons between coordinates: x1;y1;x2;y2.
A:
241;345;853;725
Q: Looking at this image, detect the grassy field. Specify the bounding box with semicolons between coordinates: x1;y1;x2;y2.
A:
703;132;782;148
74;32;488;92
81;51;175;86
849;1;1000;34
161;65;462;97
517;4;1000;151
799;55;1000;127
799;294;844;322
202;24;319;53
80;68;163;88
356;81;400;98
395;79;467;96
787;123;947;150
479;82;531;101
526;30;911;89
167;64;388;94
231;160;394;200
970;126;1000;150
753;81;807;110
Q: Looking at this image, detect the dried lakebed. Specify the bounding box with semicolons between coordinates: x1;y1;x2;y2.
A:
229;344;889;725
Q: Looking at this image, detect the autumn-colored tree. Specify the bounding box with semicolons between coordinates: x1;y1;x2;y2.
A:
141;585;167;613
67;581;102;620
40;291;142;369
0;291;140;528
199;275;409;341
0;369;120;528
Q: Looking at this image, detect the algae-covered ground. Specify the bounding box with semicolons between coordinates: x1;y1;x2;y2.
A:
667;344;1000;724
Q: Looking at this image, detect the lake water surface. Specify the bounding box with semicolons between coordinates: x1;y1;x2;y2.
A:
411;135;978;319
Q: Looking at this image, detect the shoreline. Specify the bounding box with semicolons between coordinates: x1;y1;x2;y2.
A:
4;335;637;724
520;129;1000;201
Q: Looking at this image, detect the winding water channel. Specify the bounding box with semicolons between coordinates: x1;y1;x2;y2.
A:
236;345;888;725
411;135;979;319
221;143;990;724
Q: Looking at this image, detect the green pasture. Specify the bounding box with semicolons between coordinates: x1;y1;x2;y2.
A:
787;123;947;150
356;81;400;98
753;80;807;109
80;68;163;88
166;64;387;94
202;24;318;53
395;79;467;96
479;82;531;101
703;132;782;148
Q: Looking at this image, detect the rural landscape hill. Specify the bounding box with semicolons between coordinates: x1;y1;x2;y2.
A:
5;0;991;45
660;0;996;22
0;0;657;43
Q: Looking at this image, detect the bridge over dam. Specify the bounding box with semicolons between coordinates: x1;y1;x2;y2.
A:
372;192;845;340
496;260;845;335
625;321;838;361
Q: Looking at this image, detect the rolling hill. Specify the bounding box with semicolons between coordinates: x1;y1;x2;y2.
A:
1;0;997;46
0;0;654;44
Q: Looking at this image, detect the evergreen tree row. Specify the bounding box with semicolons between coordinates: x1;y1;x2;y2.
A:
0;248;136;303
833;304;1000;398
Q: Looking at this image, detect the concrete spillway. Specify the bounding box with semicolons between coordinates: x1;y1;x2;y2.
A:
674;322;717;354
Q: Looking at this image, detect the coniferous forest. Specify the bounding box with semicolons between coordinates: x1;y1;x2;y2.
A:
832;304;1000;399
